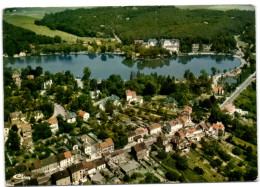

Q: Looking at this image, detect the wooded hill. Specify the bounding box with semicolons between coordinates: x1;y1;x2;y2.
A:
37;6;255;51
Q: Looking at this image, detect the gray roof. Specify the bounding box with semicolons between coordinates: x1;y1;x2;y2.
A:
148;39;158;43
52;170;70;181
68;112;77;119
120;160;140;173
41;155;58;167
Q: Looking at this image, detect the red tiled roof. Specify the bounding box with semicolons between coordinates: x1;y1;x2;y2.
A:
187;128;196;133
27;75;34;80
183;106;192;112
223;103;235;112
213;87;224;93
212;123;225;130
149;123;161;131
178;130;185;137
82;161;95;170
78;110;86;118
46;117;58;124
99;138;114;149
64;151;72;159
125;90;137;98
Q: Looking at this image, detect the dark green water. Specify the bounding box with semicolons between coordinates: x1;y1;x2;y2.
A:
4;54;241;80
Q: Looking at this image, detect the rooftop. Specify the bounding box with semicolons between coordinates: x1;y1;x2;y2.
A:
68;162;84;173
133;142;147;152
52;170;70;181
120;160;140;173
149;123;161;131
46;117;58;124
78;110;86;118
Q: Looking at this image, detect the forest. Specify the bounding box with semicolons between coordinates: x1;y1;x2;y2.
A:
36;6;255;51
3;21;62;56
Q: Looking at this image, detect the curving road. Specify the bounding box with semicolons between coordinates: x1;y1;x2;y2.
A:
52;103;67;119
220;71;256;109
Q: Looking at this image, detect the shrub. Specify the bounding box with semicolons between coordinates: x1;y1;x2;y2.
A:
165;170;179;181
194;166;204;175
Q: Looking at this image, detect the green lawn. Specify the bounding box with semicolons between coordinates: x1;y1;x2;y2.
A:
3;14;114;44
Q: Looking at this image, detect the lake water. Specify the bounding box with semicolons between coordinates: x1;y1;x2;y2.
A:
4;54;241;80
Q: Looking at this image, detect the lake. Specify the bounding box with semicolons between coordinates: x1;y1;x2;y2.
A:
4;54;241;80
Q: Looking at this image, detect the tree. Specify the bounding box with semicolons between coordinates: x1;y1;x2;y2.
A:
165;170;179;181
244;167;258;181
157;150;167;159
82;67;91;88
194;166;204;174
143;81;156;96
6;130;20;151
176;156;188;170
32;122;52;142
100;45;106;53
211;67;217;76
232;147;242;155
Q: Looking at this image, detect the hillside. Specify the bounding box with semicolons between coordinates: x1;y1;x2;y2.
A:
36;6;255;47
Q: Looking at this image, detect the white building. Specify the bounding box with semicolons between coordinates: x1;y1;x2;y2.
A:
166;120;183;134
45;117;59;134
160;39;180;53
57;151;75;168
78;110;90;122
44;79;53;89
125;90;143;104
148;123;162;135
67;112;77;123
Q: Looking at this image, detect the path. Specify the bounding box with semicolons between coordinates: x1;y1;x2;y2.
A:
220;71;256;109
52;103;67;119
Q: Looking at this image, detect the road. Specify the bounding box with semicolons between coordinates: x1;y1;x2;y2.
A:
220;71;256;109
52;103;67;119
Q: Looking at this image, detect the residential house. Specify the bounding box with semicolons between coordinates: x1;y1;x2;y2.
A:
147;39;158;47
128;127;149;143
78;110;90;122
222;103;248;116
199;121;211;133
45;117;59;134
132;142;149;160
99;94;121;111
209;122;225;138
156;134;172;152
148;123;162;135
171;136;191;154
166;120;183;134
19;52;26;57
93;159;106;171
27;75;34;80
20;124;32;139
67;112;77;123
213;87;224;95
57;151;75;168
110;150;126;164
32;110;44;121
125;90;143;104
97;138;114;153
119;160;141;175
90;90;101;99
133;40;144;45
51;170;71;186
160;39;180;53
82;161;96;177
68;162;86;184
203;44;212;52
175;130;186;139
183;106;192;116
31;155;59;174
85;138;114;161
10;111;26;125
43;79;53;89
134;135;143;143
192;43;200;52
185;128;197;139
12;74;22;89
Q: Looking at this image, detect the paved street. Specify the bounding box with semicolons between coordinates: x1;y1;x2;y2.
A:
52;103;67;119
220;71;256;109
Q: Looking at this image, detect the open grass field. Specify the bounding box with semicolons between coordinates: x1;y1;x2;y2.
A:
3;14;115;44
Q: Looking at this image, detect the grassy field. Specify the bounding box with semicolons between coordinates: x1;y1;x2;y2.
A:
3;14;115;44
